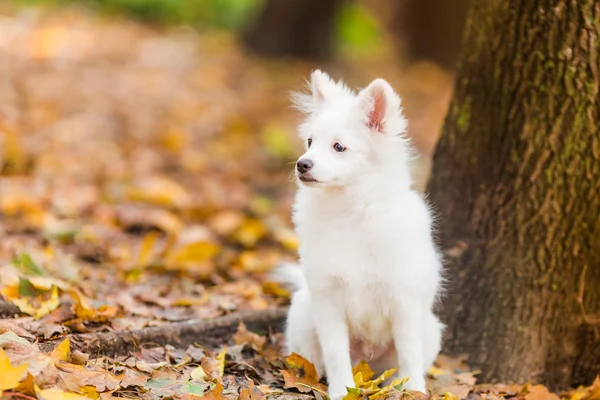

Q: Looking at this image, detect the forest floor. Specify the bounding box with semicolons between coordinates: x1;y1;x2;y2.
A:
0;5;598;400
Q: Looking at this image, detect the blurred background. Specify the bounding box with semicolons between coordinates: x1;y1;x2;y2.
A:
0;0;466;324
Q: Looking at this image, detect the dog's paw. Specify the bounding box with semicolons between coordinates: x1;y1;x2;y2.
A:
402;375;427;393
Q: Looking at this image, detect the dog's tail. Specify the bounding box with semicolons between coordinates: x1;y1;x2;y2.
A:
269;262;307;292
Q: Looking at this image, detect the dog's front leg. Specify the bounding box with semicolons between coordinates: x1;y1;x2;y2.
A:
393;300;427;393
311;294;354;400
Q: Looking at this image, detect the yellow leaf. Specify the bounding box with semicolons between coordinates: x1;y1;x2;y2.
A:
568;377;600;400
0;283;20;302
160;127;187;152
68;289;96;320
10;286;60;319
353;361;376;386
261;282;290;299
81;386;100;399
0;347;28;391
68;289;117;322
374;368;398;384
171;292;209;307
138;232;159;267
428;366;445;378
214;347;227;378
0;122;25;172
50;338;70;362
164;241;220;270
190;365;208;380
35;384;90;400
442;393;459;400
234;218;266;248
14;372;36;395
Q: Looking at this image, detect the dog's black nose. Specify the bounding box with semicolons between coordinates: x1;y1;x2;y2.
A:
297;159;313;173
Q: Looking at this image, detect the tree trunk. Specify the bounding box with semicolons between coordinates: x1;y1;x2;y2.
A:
428;0;600;390
243;0;344;60
395;0;470;69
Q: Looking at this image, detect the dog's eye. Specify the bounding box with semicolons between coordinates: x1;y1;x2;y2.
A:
333;143;346;152
307;138;312;148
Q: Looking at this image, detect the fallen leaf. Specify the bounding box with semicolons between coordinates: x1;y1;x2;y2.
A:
56;360;124;392
143;377;209;398
81;386;100;399
198;347;227;382
68;289;117;322
239;378;267;400
14;372;36;395
233;322;266;352
164;241;220;271
0;347;29;391
523;384;560;400
50;338;70;362
567;377;600;400
434;385;470;399
203;382;225;400
233;218;266;248
127;176;191;208
9;285;60;319
35;384;91;400
352;360;375;386
281;353;327;394
0;330;32;347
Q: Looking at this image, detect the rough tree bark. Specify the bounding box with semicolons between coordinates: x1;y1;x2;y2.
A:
395;0;470;69
428;0;600;390
243;0;345;60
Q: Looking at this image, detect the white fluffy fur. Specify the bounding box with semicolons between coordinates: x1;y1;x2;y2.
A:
278;70;444;399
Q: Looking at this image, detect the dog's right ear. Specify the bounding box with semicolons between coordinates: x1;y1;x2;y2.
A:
292;70;349;115
310;70;331;104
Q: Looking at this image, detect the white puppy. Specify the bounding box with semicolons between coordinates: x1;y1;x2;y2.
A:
277;70;444;400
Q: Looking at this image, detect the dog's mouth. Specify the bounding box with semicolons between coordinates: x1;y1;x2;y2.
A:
298;174;319;184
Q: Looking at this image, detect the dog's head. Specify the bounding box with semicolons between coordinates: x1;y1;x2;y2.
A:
293;70;408;188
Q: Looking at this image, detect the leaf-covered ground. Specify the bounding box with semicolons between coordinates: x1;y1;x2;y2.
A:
0;5;598;400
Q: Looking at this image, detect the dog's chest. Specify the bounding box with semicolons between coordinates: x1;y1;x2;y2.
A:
299;206;396;269
341;277;395;351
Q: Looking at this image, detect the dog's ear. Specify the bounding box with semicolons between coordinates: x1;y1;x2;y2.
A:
291;70;337;115
358;79;403;133
310;70;332;104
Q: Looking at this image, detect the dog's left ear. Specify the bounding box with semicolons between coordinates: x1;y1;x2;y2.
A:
357;79;402;133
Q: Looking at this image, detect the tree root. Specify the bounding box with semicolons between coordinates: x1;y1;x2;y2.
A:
37;307;289;356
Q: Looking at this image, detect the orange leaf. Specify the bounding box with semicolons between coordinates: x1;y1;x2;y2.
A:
523;384;560;400
281;353;327;394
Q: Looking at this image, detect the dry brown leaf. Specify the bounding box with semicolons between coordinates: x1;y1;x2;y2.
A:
56;360;125;392
233;322;266;352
